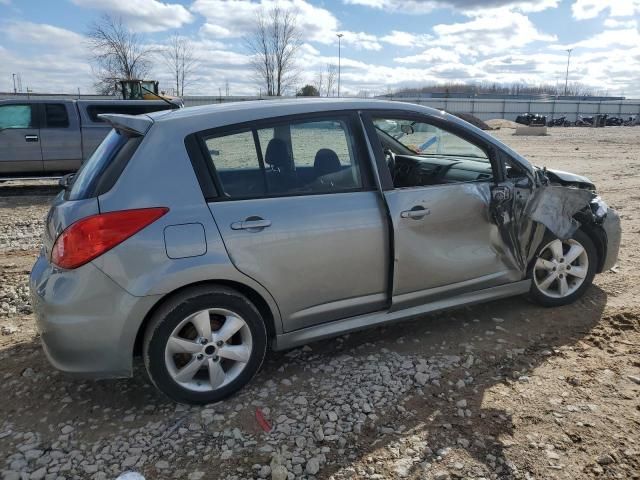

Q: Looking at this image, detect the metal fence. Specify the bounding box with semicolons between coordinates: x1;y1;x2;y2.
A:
169;96;640;122
3;92;639;122
377;97;640;122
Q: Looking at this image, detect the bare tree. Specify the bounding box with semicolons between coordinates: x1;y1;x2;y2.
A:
87;14;153;95
393;81;603;98
314;70;324;98
246;5;301;96
161;34;197;96
325;64;337;97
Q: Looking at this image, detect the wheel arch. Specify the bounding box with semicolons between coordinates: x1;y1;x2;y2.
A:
575;217;607;273
133;280;278;357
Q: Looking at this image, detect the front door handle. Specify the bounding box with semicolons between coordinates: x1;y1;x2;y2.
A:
400;206;430;219
25;135;39;142
230;217;272;231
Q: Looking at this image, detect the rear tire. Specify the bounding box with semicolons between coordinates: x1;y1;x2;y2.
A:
143;286;267;404
528;229;598;307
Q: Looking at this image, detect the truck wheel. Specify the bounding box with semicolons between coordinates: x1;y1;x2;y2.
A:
143;286;267;404
528;229;597;307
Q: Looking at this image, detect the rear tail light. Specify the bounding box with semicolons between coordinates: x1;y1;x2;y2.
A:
51;207;168;269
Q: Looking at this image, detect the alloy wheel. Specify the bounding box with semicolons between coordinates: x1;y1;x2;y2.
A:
533;238;589;298
164;308;253;392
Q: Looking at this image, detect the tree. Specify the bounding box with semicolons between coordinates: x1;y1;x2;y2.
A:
324;64;337;97
246;5;301;96
161;34;197;96
314;70;324;98
314;64;338;97
87;14;153;95
296;84;319;96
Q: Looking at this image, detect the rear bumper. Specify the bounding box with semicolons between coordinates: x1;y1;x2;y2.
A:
30;252;160;378
601;208;621;272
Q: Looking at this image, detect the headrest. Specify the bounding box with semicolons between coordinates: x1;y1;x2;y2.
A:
314;148;341;176
264;138;294;172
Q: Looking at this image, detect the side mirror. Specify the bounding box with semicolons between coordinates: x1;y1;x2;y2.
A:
59;173;75;190
491;185;512;202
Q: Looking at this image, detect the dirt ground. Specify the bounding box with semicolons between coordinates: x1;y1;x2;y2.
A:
0;126;638;480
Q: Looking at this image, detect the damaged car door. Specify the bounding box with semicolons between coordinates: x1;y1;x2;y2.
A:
365;113;523;311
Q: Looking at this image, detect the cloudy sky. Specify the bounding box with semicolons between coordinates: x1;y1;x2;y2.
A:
1;0;639;97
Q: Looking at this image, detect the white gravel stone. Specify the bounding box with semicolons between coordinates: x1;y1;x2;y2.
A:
414;372;429;385
271;464;288;480
60;425;74;435
305;458;320;475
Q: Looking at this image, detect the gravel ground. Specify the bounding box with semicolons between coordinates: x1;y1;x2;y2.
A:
1;127;639;480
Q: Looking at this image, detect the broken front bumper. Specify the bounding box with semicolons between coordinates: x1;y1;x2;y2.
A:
600;207;621;272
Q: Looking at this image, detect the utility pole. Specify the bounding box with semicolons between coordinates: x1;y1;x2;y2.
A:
12;73;17;94
336;33;343;98
564;48;573;97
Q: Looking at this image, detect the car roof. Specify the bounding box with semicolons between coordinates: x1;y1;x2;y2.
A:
147;98;445;124
142;98;533;173
0;99;172;106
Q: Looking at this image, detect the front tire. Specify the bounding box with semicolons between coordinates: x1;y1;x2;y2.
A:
528;229;598;307
143;286;267;404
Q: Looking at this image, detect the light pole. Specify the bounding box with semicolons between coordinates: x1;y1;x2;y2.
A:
336;33;343;97
564;48;573;97
12;73;17;94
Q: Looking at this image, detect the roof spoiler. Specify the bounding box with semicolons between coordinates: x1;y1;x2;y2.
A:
97;113;154;135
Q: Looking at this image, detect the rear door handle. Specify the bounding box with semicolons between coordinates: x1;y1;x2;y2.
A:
230;218;272;231
25;135;39;142
400;206;430;219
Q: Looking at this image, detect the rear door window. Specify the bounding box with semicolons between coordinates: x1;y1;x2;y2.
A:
44;103;70;128
0;104;34;129
204;130;265;198
200;115;365;199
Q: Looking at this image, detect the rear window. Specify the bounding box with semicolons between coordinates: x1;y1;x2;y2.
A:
68;129;142;200
86;104;173;122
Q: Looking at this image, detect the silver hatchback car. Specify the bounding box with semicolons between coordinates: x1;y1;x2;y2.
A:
30;99;620;404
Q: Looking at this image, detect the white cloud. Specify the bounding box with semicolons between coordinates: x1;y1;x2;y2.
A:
299;43;319;56
430;11;556;56
339;31;382;50
380;30;432;48
604;18;638;28
395;47;460;64
71;0;194;32
0;22;93;93
4;21;86;51
192;0;339;44
200;23;234;38
343;0;559;14
551;28;640;50
571;0;640;20
193;0;383;51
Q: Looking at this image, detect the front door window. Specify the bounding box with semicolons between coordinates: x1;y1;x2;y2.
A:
0;105;33;129
373;118;493;187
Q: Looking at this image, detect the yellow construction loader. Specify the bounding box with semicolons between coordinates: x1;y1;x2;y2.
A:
118;80;182;103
